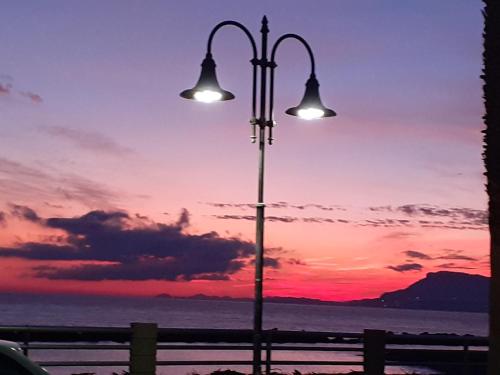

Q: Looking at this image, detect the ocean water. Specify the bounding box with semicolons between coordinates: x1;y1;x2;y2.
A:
0;294;488;375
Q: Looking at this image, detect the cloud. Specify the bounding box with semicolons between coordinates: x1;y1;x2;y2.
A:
366;204;487;231
249;257;281;269
419;223;485;231
0;157;120;209
297;204;346;212
400;249;479;264
9;204;42;222
56;174;119;208
213;214;299;223
0;83;12;95
0;208;272;281
264;257;280;268
0;211;6;227
19;91;42;104
210;202;485;231
303;217;337;223
403;250;433;260
176;208;190;229
40;126;134;156
44;202;64;209
213;214;348;225
214;214;257;221
369;204;487;226
287;258;307;266
204;201;346;212
437;250;478;261
439;254;477;261
205;202;254;210
387;263;423;272
0;158;48;180
437;263;477;270
268;216;299;223
0;77;42;104
358;218;411;228
368;205;392;212
382;231;416;240
33;259;241;281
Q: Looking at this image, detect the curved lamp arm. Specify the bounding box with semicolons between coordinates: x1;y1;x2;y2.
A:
207;21;259;124
268;34;317;128
207;21;258;58
270;33;316;74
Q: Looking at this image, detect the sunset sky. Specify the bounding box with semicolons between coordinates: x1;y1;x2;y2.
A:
0;0;488;301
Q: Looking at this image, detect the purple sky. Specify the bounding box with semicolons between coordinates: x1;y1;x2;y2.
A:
0;1;488;299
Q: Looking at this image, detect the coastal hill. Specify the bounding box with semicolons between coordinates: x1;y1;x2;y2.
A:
346;271;489;313
156;271;489;313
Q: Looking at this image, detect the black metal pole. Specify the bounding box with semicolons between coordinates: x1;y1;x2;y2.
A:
188;16;325;374
253;15;269;375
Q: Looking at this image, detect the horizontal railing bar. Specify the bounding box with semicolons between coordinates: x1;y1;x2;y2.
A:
386;343;488;352
256;346;362;352
258;360;363;366
2;325;487;340
38;361;130;366
38;360;364;367
0;326;130;332
0;326;363;344
23;343;483;352
161;345;362;352
2;325;488;346
156;345;361;352
22;343;362;352
39;359;486;368
156;360;363;366
387;361;488;366
22;344;130;350
0;325;362;337
157;360;252;366
10;326;487;340
387;348;488;354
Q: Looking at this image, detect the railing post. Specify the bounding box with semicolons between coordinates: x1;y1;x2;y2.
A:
363;329;386;375
463;342;470;375
265;332;272;375
130;322;158;375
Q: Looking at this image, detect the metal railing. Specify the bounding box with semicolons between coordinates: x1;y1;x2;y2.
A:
0;325;489;374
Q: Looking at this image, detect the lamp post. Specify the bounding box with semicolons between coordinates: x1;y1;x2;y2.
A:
180;16;336;375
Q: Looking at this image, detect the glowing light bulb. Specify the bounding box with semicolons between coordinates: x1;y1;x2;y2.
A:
297;107;325;120
193;90;223;103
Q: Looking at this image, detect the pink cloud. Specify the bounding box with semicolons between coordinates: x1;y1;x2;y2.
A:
19;91;43;104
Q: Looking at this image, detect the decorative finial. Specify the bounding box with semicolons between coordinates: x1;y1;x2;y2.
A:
261;16;269;33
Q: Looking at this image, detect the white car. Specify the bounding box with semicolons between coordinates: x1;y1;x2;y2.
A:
0;340;49;375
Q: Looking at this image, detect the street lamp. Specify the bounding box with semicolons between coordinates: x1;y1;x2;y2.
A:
180;16;336;374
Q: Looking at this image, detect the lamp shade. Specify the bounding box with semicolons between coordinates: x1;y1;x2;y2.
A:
285;75;336;119
180;54;235;102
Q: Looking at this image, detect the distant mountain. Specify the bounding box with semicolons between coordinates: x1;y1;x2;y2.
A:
156;271;490;313
156;293;251;302
155;292;340;305
347;271;489;313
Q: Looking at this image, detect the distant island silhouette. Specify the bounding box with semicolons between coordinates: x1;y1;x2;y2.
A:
156;271;489;313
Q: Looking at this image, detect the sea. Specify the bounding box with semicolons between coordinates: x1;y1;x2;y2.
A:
0;293;488;375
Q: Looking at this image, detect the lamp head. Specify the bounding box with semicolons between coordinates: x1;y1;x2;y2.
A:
285;75;336;120
180;53;235;103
